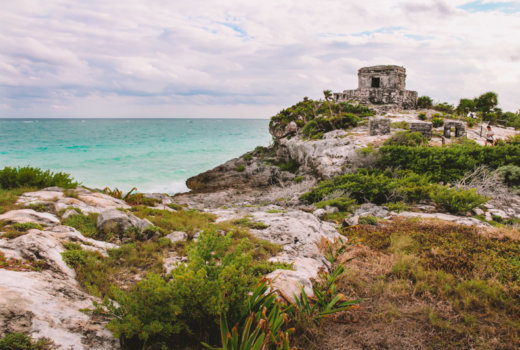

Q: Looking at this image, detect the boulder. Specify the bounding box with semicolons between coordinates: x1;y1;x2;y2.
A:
0;209;60;226
96;209;152;235
312;208;327;219
343;215;359;227
354;203;389;218
165;231;188;243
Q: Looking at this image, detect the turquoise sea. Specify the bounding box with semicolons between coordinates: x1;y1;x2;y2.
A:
0;119;271;194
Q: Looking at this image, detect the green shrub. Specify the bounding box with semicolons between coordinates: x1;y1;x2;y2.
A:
106;230;268;348
278;160;300;173
0;333;54;350
358;215;378;225
384;201;410;213
11;222;43;231
236;165;246;172
430;186;488;214
0;166;77;190
418;113;427;121
495;165;520;187
434;102;454;114
417;96;433;109
315;198;356;212
431;117;444;128
377;143;520;183
384;131;425;147
301;169;433;205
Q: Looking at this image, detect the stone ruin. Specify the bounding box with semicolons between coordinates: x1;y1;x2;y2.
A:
333;65;418;109
369;118;391;136
443;121;466;138
410;122;433;139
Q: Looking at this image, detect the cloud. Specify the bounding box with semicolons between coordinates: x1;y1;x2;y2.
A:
0;0;519;118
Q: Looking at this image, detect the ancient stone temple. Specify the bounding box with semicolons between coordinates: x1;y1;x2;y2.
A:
333;65;418;109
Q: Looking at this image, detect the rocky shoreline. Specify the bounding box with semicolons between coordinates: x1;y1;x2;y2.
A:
1;109;520;349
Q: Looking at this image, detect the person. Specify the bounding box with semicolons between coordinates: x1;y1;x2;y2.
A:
485;125;495;146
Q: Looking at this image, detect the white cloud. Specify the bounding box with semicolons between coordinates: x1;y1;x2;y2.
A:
0;0;519;117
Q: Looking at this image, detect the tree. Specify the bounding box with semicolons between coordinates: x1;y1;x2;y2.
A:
323;89;333;117
456;98;476;115
417;96;433;109
475;91;498;115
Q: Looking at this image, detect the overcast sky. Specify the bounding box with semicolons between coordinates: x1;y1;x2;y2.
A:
0;0;519;118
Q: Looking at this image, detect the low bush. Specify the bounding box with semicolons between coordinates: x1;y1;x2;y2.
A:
417;96;433;109
0;166;77;190
377;143;520;183
384;131;425;147
390;121;409;130
105;230;277;348
0;332;54;350
418;113;427;121
430;186;488;214
235;165;246;172
293;176;305;183
431;117;444;128
315;198;356;212
278;160;300;173
358;215;378;225
495;165;520;187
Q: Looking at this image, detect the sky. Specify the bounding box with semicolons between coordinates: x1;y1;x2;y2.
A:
0;0;519;118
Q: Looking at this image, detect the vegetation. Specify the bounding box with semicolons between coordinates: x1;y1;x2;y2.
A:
270;96;374;140
383;131;425;147
1;222;43;239
0;166;77;190
0;188;36;214
431;117;444;128
337;218;520;349
417;96;433;109
103;187;157;206
62;213;99;238
0;333;54;350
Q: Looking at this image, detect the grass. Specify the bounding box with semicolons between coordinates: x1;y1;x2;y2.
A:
0;187;36;214
335;218;520;348
1;222;43;239
62;213;100;238
63;207;286;299
266;209;286;214
0;251;46;271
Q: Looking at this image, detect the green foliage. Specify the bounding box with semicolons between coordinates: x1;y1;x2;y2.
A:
0;188;33;214
390;121;409;130
358;215;378;225
456;98;476;114
417;96;433;109
203;282;292;350
2;222;44;239
476;91;498;114
384;201;409;213
278;160;300;173
433;102;454;114
0;333;54;350
418;112;427;121
106;230;269;348
495;165;520;187
0;166;77;190
301;169;433;205
384;131;425;147
430;186;488;214
293;176;305;183
315;198;356;212
431;117;444;128
62;213;99;239
377;142;520;183
131;206;216;236
236;165;246;172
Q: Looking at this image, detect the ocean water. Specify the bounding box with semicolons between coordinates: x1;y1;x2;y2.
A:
0;119;271;194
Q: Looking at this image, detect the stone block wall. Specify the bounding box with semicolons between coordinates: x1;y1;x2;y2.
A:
369;118;391;136
410;122;433;139
443;121;466;138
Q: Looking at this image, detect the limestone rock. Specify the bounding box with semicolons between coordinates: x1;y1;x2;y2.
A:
312;208;326;219
343;215;359;227
354;203;389;218
0;209;60;226
0;226;119;349
395;212;490;227
165;231;188;243
96;209;151;235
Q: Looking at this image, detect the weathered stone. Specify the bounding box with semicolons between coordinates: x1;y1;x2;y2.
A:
410;122;433;139
343;215;359;227
0;209;60;226
444;121;466;138
334;65;418;109
165;231;188;243
312;208;327;219
96;209;152;235
472;208;485;216
269;121;299;139
354;204;389;218
369;118;391;136
62;209;80;220
395;212;490;227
